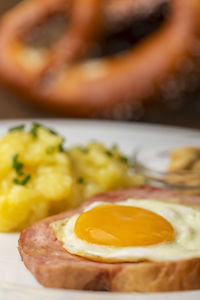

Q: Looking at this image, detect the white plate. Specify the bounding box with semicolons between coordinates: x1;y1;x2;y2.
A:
0;119;200;300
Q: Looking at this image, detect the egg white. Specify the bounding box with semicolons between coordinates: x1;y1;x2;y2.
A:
51;199;200;263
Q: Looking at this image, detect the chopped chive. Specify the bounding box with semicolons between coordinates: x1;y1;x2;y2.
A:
119;156;128;163
12;154;31;185
30;123;41;137
12;154;24;176
30;123;59;138
47;128;58;136
77;177;84;184
79;147;89;154
112;144;118;150
58;143;64;152
9;124;25;132
105;150;113;157
13;174;31;186
46;146;55;154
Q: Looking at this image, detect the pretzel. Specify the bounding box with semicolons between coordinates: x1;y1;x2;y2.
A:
105;0;166;25
0;0;199;118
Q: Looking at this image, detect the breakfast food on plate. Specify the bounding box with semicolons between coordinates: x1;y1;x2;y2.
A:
168;146;200;173
19;186;200;292
166;146;200;188
0;123;143;232
0;0;200;118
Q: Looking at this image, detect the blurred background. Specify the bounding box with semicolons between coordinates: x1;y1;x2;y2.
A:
0;0;200;128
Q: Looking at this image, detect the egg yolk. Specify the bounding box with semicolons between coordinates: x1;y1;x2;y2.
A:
75;204;175;247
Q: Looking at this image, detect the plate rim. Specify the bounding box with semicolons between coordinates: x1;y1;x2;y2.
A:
0;118;199;134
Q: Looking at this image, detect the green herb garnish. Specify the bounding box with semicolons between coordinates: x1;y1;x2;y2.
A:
12;154;31;185
9;124;25;132
13;174;31;186
79;147;89;154
30;123;59;138
58;143;64;152
12;154;24;176
112;144;118;150
77;177;84;184
30;123;41;137
119;156;128;163
47;128;58;136
47;141;65;154
105;150;113;157
46;146;55;155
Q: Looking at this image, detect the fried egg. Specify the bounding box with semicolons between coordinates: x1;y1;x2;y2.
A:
51;199;200;263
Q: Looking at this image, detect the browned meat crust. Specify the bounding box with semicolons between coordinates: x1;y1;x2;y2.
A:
18;186;200;292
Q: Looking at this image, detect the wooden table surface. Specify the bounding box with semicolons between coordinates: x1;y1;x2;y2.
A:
0;0;200;129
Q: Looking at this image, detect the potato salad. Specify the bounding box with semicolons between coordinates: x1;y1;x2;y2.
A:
0;124;143;231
